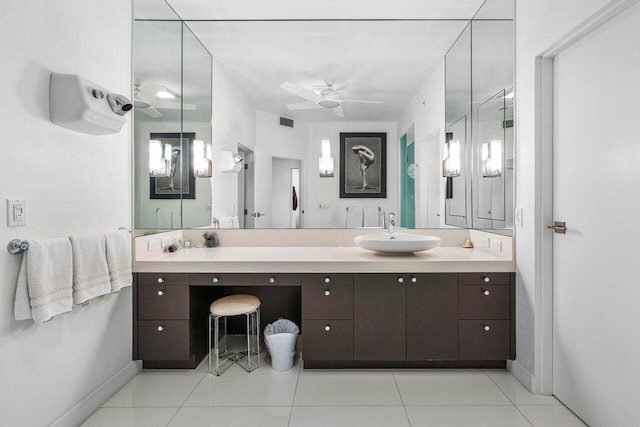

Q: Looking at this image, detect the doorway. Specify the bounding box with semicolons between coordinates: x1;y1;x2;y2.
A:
271;157;302;229
238;145;254;229
400;132;416;229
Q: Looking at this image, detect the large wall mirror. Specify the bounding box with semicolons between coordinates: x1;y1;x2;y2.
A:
133;0;514;234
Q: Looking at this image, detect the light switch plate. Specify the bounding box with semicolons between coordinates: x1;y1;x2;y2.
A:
480;237;490;248
490;239;503;251
148;238;161;251
7;199;27;227
515;208;523;227
161;237;171;247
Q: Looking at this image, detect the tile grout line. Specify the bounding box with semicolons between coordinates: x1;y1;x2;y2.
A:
391;369;413;427
287;357;303;427
484;371;535;427
163;365;210;427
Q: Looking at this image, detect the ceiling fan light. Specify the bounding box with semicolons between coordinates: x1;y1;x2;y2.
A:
156;90;175;99
318;99;341;109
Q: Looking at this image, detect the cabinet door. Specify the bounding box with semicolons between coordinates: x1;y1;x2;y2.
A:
354;274;406;361
406;273;459;360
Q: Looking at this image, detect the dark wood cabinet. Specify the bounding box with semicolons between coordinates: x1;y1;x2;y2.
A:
134;271;515;369
406;273;459;360
354;274;407;361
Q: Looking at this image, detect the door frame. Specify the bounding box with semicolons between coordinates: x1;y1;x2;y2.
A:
534;0;640;394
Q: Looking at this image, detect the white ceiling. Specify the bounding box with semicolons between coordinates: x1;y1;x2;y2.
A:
187;20;468;122
165;0;487;20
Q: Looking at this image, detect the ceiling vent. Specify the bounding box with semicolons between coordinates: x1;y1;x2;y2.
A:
279;117;294;128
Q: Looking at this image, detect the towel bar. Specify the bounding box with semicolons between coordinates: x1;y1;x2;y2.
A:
7;227;131;254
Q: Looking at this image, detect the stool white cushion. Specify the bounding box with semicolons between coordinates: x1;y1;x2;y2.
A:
210;294;261;317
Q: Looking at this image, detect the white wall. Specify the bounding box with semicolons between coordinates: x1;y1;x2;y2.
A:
396;60;446;228
305;121;399;228
211;61;257;220
0;1;133;426
514;0;614;391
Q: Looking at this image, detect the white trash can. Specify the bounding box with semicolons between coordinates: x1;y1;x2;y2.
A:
263;319;299;371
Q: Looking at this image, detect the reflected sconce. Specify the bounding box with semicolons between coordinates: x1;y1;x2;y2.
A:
319;139;334;177
149;139;171;177
219;150;243;173
193;140;212;178
442;138;461;178
482;139;503;177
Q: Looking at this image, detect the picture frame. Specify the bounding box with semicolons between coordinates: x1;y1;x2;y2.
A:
340;132;387;198
149;132;196;199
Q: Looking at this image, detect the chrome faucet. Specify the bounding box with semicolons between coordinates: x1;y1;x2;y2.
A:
388;212;395;235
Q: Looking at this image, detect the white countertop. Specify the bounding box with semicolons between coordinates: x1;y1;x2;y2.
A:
134;246;514;273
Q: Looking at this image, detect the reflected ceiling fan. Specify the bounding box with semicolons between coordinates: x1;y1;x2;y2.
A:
280;80;383;118
134;80;196;118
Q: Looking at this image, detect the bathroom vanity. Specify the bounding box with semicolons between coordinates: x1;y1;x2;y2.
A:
133;242;515;370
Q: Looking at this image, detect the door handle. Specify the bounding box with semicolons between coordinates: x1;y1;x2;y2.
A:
547;221;567;234
251;212;265;218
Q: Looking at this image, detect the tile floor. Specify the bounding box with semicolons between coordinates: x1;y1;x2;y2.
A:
82;354;586;427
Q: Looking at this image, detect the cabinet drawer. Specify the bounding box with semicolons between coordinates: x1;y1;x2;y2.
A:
190;273;301;287
301;274;353;287
302;284;353;319
302;320;353;361
459;320;510;360
138;320;191;360
459;286;510;320
459;273;511;286
138;273;189;286
138;286;190;320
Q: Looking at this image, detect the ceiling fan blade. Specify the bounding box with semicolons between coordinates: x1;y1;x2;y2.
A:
340;99;384;104
139;107;162;118
154;101;196;110
281;82;317;102
332;80;355;93
285;101;320;111
333;105;345;118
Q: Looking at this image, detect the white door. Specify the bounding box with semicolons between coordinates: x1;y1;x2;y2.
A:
552;6;640;426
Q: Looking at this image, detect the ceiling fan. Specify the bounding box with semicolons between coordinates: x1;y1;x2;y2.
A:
134;80;196;118
280;80;383;118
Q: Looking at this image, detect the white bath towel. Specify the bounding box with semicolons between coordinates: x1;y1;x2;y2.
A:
104;230;132;293
14;238;74;324
70;233;111;305
363;207;381;228
218;217;234;229
230;216;240;229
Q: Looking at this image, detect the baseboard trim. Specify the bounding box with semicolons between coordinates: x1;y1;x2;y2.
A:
508;359;534;392
50;360;142;427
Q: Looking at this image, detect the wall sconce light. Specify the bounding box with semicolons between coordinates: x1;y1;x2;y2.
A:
319;139;334;177
193;140;212;178
149;139;171;177
442;136;461;178
219;150;243;173
482;139;503;177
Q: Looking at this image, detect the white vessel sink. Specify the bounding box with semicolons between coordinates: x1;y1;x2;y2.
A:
354;233;442;254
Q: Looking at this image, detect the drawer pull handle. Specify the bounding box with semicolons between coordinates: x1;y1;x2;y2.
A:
411;277;417;283
157;290;165;296
157;277;164;283
324;290;331;296
483;276;490;283
157;326;165;332
269;277;276;284
483;325;490;332
482;289;490;296
398;277;404;284
212;277;219;283
324;277;331;283
324;325;331;332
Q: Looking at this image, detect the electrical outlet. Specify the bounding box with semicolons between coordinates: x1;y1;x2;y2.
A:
148;238;161;251
490;239;503;251
515;208;523;227
480;237;490;248
161;237;171;247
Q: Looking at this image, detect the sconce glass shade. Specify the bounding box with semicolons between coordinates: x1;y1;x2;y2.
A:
149;139;171;177
442;139;461;178
319;139;334;177
193;139;212;178
482;139;503;177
